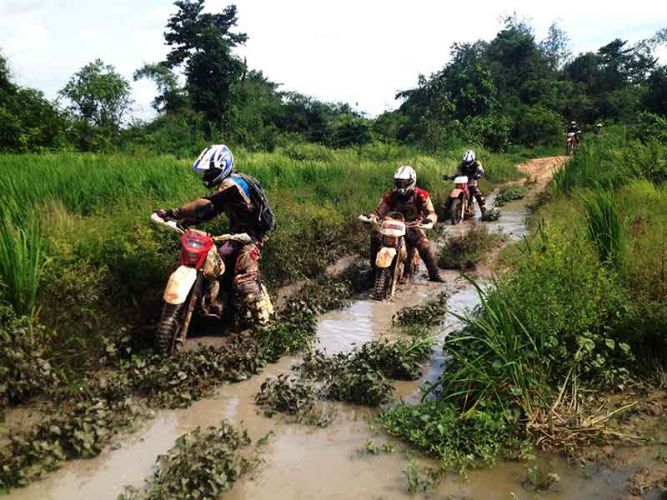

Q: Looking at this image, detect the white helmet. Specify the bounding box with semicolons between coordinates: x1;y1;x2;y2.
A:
462;150;476;165
394;165;416;196
192;144;235;188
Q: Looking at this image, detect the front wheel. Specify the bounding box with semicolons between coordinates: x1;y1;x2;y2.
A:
373;267;392;300
156;275;201;355
450;197;463;225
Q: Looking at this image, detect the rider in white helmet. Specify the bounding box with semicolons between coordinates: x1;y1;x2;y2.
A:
370;165;444;282
454;149;486;218
154;144;273;326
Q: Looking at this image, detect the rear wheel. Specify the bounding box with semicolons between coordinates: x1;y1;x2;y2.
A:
450;198;463;225
156;275;201;355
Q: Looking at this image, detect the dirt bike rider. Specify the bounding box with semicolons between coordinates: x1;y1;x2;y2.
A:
370;166;445;283
154;144;272;326
567;121;582;144
450;150;486;218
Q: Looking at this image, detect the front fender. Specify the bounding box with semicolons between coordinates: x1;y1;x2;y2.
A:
375;247;397;268
449;189;464;199
164;266;198;305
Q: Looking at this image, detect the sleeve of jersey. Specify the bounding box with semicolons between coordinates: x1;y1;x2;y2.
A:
204;185;237;214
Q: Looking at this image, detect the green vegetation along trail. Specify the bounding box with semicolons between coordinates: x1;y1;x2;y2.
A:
9;157;655;499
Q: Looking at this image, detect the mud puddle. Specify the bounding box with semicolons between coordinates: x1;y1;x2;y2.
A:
10;157;658;500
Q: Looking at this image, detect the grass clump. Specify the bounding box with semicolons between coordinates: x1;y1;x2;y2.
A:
120;421;257;500
438;225;503;270
581;188;626;270
257;337;434;414
392;292;447;335
494;185;528;207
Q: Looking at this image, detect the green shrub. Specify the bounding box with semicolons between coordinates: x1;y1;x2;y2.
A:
512;105;563;147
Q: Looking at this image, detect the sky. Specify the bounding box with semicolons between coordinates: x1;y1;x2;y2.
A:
0;0;665;119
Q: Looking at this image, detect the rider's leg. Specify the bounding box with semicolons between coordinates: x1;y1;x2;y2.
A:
233;242;272;326
202;246;224;316
411;229;445;282
469;182;486;216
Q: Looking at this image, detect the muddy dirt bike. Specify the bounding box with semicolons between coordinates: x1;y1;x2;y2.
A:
442;175;477;225
151;213;268;355
359;213;432;300
566;132;580;156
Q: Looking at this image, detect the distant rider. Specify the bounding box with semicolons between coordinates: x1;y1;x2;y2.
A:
154;144;272;326
567;121;582;143
370;166;445;282
450;149;486;218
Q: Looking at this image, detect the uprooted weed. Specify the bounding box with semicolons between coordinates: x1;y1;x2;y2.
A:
119;420;257;500
256;337;434;417
494;185;528;207
392;292;448;335
438;225;503;271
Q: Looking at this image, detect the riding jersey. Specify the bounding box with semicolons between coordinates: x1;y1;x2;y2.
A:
374;187;437;224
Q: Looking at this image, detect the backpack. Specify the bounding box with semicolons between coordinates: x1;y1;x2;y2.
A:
234;173;276;235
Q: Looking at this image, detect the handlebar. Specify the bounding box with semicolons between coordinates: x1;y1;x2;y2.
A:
151;213;252;243
358;214;433;230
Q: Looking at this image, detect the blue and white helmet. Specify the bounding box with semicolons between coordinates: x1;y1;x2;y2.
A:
192;144;235;188
462;149;476;165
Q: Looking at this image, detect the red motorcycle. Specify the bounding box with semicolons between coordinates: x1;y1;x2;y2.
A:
442;175;476;225
566;132;580;155
151;213;272;355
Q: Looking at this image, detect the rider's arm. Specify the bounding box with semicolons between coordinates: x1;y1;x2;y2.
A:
475;163;485;179
373;194;392;220
423;197;437;225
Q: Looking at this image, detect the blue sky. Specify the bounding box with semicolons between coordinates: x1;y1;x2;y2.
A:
0;0;665;118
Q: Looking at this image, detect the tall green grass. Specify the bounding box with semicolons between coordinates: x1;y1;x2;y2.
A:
581;189;626;270
0;212;45;316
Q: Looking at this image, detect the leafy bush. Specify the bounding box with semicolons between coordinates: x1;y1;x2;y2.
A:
438;225;502;270
494;185;528;206
462;114;511;152
381;400;522;470
120;421;256;500
0;306;58;408
512;105;563;147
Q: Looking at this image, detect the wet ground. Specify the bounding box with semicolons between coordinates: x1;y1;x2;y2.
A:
9;157;665;499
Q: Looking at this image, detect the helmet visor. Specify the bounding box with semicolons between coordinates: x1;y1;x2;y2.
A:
394;178;413;189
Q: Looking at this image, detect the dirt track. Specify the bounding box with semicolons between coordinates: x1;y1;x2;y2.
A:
517;155;568;190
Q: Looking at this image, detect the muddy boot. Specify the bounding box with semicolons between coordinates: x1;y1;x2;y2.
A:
242;287;273;327
418;244;446;283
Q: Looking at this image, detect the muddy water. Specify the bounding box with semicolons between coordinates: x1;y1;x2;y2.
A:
8;166;658;499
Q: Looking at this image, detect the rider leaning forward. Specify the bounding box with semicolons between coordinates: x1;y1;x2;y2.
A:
154;144;272;326
370;166;445;282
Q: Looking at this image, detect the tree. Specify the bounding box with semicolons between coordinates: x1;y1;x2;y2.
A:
540;23;571;71
645;66;667;116
163;1;247;131
134;63;186;113
440;41;497;119
0;51;67;151
60;59;132;129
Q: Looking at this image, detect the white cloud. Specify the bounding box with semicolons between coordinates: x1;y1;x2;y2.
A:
0;0;665;118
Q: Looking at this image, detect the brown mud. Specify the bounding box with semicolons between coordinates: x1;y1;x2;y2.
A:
7;157;666;500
